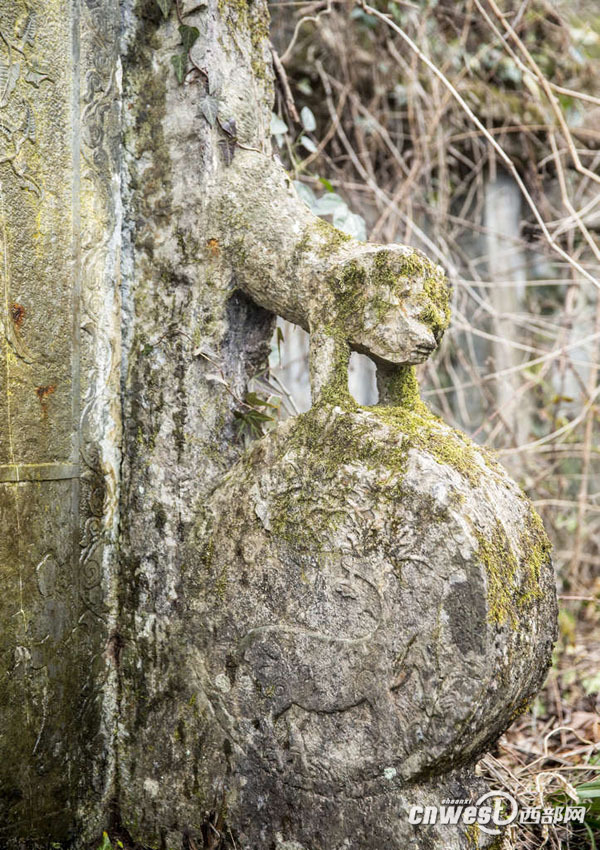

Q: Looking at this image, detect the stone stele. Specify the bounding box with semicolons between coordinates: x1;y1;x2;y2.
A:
0;1;556;849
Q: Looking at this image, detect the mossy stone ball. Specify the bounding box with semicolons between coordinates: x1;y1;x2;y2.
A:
197;401;556;795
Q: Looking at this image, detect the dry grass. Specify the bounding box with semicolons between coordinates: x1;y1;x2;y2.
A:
479;611;600;847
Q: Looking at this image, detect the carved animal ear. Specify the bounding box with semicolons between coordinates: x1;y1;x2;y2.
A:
308;325;352;407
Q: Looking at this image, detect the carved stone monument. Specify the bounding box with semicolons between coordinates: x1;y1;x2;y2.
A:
0;1;556;848
0;0;121;843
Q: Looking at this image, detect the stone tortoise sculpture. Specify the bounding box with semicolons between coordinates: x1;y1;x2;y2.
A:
189;150;558;850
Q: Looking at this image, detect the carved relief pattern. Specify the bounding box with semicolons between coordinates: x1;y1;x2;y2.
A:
78;0;121;616
75;0;122;816
0;3;82;836
0;10;52;197
196;410;556;821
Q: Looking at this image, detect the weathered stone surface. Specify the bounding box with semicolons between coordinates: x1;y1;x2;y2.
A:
116;1;277;843
218;150;449;366
0;2;82;839
0;0;121;843
116;1;556;848
0;0;557;847
188;391;556;848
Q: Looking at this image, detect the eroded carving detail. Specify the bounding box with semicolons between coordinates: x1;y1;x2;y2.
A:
0;11;53;196
196;410;555;809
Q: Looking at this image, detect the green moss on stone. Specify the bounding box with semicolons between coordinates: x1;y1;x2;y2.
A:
214;566;228;600
267;407;404;550
474;520;520;627
372;250;400;289
218;0;271;80
313;217;352;257
322;248;450;346
304;353;494;490
368;401;487;487
316;329;358;411
329;261;367;325
421;267;451;340
323;255;398;338
473;507;550;627
267;379;491;548
248;3;271;80
381;365;428;413
385;250;452;340
518;507;551;606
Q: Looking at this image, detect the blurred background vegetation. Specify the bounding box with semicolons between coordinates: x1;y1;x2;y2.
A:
260;0;600;845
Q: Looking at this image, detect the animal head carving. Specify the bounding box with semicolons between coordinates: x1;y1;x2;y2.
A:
322;245;451;367
219;151;450;394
